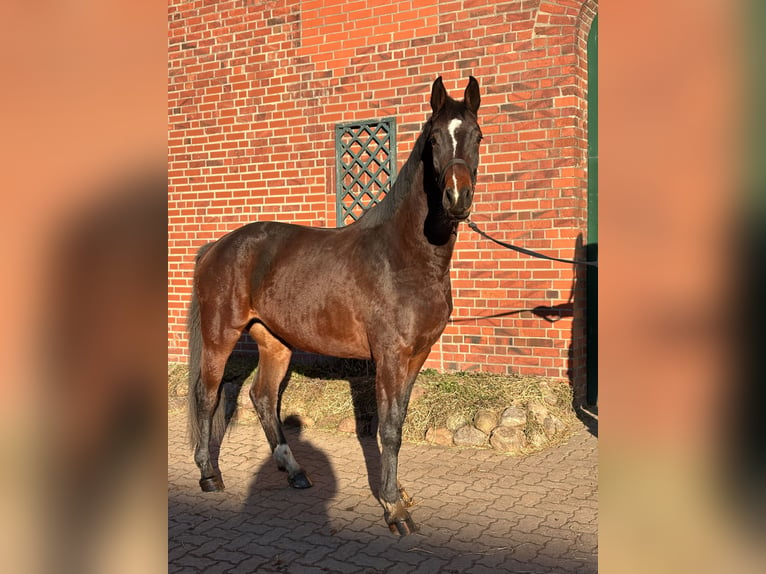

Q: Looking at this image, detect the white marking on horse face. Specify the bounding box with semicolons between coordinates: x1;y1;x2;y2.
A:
451;172;459;204
447;118;462;159
447;118;463;204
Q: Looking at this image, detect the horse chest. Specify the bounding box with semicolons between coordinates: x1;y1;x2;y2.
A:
390;274;452;338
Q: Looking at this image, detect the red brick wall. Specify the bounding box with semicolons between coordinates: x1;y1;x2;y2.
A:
168;0;597;395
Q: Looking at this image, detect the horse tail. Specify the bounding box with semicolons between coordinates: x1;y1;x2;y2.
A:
187;242;228;451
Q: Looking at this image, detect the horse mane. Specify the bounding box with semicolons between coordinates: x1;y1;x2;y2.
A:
353;118;433;229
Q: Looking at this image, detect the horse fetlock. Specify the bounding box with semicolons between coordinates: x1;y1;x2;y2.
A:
382;499;409;522
194;450;216;482
383;500;418;536
273;444;299;472
273;444;313;488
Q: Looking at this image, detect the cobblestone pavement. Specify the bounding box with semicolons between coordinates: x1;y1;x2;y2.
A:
169;406;597;573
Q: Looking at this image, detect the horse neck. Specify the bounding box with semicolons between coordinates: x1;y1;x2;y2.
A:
385;161;458;271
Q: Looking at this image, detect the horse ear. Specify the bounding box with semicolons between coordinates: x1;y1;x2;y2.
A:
464;76;480;114
430;76;447;114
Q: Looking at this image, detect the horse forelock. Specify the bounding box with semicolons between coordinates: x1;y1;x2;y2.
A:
431;96;477;128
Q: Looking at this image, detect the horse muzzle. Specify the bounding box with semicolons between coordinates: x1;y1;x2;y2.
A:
444;191;472;220
440;158;474;220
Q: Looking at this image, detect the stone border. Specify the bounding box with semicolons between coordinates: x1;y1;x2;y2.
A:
288;380;576;456
170;365;578;456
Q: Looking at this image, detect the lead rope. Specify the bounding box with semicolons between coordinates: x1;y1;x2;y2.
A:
466;219;598;268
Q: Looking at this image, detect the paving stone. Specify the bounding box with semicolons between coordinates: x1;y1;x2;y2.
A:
441;553;478;572
309;557;364;573
203;561;239;574
285;564;328;574
509;541;541;562
463;563;507;574
168;402;597;573
483;556;538;573
402;556;449;574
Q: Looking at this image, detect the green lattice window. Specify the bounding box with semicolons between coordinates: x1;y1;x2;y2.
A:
335;118;396;226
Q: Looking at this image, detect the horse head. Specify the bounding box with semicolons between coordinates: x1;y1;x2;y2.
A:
427;76;482;221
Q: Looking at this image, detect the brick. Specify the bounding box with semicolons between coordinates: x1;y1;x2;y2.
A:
167;0;596;382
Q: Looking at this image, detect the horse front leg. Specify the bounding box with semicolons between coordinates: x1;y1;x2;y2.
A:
378;409;415;535
375;350;428;535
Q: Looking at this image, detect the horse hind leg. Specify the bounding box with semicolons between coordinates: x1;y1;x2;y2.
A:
192;334;241;492
248;322;312;489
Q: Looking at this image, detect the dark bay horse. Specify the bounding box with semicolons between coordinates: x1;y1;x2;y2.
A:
188;76;482;535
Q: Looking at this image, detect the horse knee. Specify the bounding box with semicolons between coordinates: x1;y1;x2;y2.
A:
379;423;402;451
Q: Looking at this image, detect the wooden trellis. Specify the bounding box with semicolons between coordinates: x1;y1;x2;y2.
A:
335;118;396;226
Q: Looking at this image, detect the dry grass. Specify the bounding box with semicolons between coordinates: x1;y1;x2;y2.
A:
169;355;580;453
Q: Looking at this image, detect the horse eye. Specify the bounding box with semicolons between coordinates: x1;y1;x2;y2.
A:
429;136;438;146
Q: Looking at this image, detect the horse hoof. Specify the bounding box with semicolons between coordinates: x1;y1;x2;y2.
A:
199;476;224;492
388;515;418;536
288;472;313;489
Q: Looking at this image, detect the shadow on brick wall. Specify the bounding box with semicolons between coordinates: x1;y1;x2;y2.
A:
530;233;597;437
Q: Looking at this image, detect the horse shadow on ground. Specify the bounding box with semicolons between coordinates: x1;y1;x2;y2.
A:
288;358;383;499
243;416;338;536
215;354;383;502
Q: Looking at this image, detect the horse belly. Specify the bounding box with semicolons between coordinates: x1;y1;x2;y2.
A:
253;263;373;360
290;324;371;359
